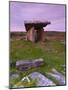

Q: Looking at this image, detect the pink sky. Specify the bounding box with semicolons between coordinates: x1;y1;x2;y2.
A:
10;2;66;32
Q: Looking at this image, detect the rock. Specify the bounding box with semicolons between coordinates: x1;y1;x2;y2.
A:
28;72;55;86
13;72;56;88
10;73;19;80
47;69;65;85
52;68;65;76
16;58;44;71
21;76;30;82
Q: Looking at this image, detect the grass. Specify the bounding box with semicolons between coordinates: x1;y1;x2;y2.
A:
14;79;37;88
10;38;65;87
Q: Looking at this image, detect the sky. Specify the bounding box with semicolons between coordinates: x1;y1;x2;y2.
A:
10;2;66;32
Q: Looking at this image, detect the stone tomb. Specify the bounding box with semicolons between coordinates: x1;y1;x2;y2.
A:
24;21;51;42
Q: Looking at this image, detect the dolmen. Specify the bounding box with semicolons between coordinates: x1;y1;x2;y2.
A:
16;58;44;71
24;20;51;42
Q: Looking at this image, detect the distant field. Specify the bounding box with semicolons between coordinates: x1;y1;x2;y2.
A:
10;31;65;40
10;31;66;87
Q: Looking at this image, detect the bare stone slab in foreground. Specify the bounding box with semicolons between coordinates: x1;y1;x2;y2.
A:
47;69;65;85
28;72;56;86
13;72;55;88
16;58;44;71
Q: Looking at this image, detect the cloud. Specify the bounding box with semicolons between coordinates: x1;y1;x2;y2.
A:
10;2;65;32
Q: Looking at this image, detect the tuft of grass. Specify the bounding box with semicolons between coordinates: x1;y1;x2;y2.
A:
9;77;21;88
14;78;37;88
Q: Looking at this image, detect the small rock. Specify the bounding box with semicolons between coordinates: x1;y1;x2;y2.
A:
10;73;19;80
21;76;30;82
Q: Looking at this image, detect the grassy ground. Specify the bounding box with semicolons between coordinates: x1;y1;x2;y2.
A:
10;38;65;87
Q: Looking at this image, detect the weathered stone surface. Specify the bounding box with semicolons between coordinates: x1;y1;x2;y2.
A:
21;76;30;82
28;72;55;86
10;73;19;80
47;69;65;85
16;58;44;71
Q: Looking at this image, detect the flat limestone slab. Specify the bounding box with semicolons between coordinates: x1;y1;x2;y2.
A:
16;58;44;71
47;69;65;85
24;20;51;25
28;72;56;86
